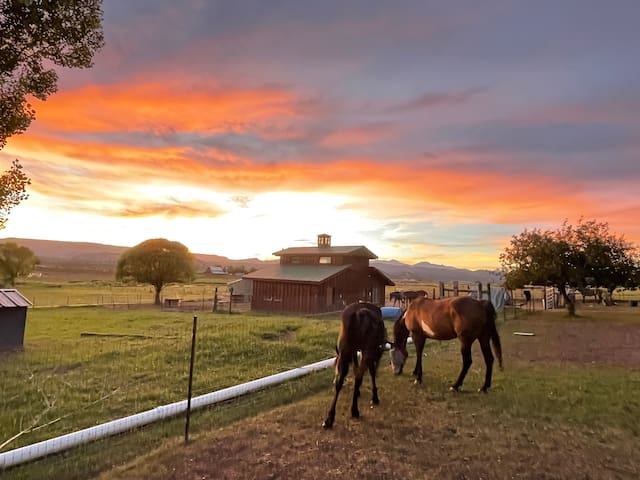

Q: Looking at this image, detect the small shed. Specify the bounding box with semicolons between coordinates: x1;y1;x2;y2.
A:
0;289;32;350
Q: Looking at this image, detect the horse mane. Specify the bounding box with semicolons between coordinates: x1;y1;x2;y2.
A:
392;311;409;353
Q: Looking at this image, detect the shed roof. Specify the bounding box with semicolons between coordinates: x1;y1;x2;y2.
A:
243;264;395;286
243;264;350;283
0;289;32;308
368;266;395;286
272;245;377;259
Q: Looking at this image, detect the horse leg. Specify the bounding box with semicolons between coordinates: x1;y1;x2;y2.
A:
323;355;350;429
367;358;380;406
351;359;368;419
479;335;494;392
412;334;426;384
451;340;473;391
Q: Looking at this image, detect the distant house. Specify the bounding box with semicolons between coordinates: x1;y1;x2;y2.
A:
0;289;32;350
205;266;225;275
243;234;394;314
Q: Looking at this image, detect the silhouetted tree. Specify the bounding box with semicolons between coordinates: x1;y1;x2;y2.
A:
0;159;29;228
500;219;639;316
116;239;195;305
1;0;104;147
0;241;38;286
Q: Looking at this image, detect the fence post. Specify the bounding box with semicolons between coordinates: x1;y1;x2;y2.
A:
453;281;459;297
185;315;198;444
438;282;445;298
228;287;234;314
213;287;218;312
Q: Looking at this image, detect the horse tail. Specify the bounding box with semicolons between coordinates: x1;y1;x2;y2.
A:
483;300;503;369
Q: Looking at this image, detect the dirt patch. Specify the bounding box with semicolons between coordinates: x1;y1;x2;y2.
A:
508;316;640;367
102;311;640;480
258;326;298;342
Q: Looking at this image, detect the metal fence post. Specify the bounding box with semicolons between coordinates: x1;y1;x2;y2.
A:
185;315;198;443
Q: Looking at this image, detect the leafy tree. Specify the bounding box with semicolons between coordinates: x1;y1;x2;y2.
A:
500;219;639;316
116;239;195;305
0;159;29;228
1;0;105;148
0;241;39;286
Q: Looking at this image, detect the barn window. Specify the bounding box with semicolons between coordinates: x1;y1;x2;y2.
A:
319;256;332;264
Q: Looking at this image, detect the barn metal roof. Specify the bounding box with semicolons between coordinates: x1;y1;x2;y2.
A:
0;289;32;308
243;264;395;286
272;245;377;259
243;264;350;283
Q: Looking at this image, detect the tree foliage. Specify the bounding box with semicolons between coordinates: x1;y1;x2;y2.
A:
500;219;640;315
0;0;104;148
116;239;195;305
0;241;38;286
0;159;30;229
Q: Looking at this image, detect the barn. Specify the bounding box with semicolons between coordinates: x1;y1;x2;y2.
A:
0;289;32;350
243;234;394;314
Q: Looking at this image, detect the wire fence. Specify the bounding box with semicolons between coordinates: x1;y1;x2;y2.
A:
0;307;338;479
2;280;605;478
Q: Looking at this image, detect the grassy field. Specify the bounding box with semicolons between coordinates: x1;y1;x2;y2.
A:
14;275;235;307
2;303;639;479
2;275;640;478
10;275;640;310
0;306;342;479
102;306;640;480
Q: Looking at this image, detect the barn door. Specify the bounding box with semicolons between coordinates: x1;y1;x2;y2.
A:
326;287;334;306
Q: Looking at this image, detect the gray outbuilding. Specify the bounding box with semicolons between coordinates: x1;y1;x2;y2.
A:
0;289;32;350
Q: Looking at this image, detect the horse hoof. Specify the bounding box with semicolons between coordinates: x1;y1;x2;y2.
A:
478;387;488;393
449;385;460;392
322;420;333;429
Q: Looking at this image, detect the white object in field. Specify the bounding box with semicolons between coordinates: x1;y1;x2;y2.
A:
0;357;334;469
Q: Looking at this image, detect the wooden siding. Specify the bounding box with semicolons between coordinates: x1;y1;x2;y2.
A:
250;267;388;314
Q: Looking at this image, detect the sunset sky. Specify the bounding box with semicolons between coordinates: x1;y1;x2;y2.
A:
2;0;639;270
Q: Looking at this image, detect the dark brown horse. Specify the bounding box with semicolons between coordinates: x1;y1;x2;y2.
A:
323;302;387;429
390;296;502;392
390;291;404;307
403;290;428;305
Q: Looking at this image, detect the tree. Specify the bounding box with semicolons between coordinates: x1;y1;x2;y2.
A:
0;159;30;228
116;239;195;305
0;241;38;286
1;0;105;148
500;219;639;316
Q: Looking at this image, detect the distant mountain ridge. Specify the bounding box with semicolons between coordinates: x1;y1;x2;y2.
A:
0;237;502;284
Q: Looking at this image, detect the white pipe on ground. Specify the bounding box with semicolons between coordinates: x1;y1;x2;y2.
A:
0;357;334;470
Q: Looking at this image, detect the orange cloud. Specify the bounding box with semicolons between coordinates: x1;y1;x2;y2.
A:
31;82;302;134
8;128;640;250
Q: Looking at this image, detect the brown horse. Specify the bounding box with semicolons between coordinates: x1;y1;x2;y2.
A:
323;302;387;429
390;296;502;392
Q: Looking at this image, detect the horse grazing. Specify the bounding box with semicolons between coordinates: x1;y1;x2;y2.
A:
403;290;427;305
390;291;404;306
390;296;502;392
323;302;387;429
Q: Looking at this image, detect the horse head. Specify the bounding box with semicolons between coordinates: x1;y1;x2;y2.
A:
390;312;409;375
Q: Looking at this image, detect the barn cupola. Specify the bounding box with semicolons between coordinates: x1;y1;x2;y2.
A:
317;233;331;248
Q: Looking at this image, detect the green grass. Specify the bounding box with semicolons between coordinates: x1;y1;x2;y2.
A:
0;307;339;453
2;293;639;479
14;274;235;307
